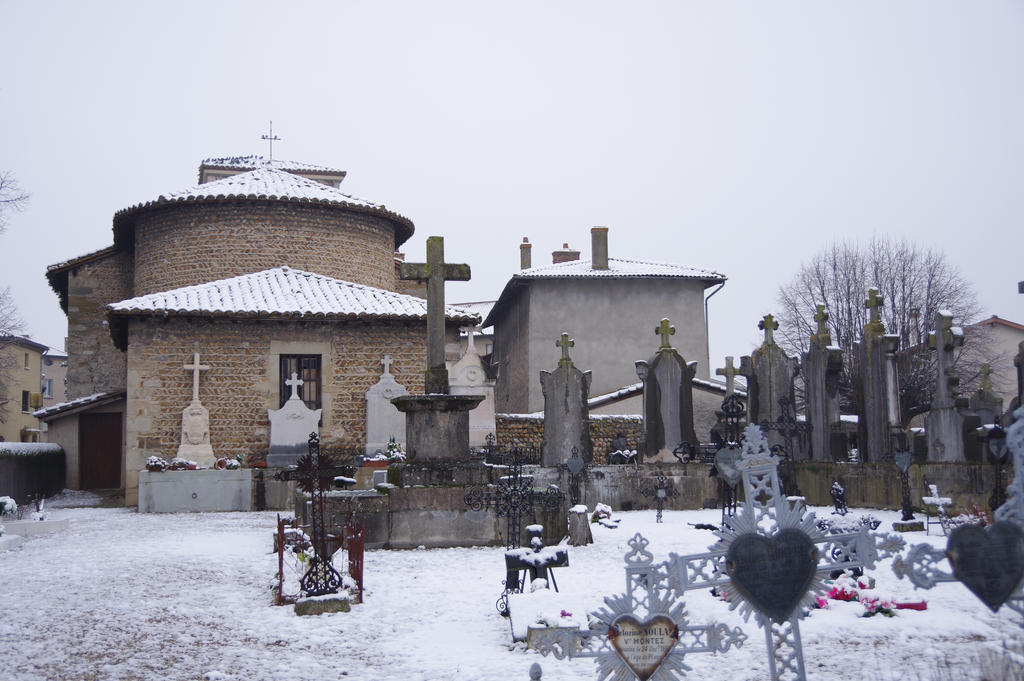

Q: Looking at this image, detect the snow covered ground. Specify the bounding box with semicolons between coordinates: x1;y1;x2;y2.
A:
1;495;1020;681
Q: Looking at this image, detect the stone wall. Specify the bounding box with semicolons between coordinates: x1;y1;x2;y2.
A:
123;316;458;504
65;251;132;399
794;461;1015;513
495;414;643;463
132;202;400;295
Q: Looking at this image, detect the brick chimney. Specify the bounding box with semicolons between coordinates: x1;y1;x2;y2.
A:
552;243;581;264
591;226;609;270
520;237;532;270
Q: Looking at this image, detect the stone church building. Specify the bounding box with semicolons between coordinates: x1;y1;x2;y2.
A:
40;156;476;505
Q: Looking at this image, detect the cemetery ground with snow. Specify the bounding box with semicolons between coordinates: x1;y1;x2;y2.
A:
1;492;1020;681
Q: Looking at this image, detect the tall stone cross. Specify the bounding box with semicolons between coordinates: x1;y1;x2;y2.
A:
399;236;471;394
811;304;831;347
758;314;778;346
929;310;964;408
656;318;675;350
864;288;885;335
261;120;280;161
717;356;739;397
285;372;303;400
381;354;394;376
556;333;574;367
183;353;209;403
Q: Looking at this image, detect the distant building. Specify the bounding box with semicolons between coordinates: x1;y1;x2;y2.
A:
0;336;47;442
40;347;68;409
970;315;1024;411
484;227;727;415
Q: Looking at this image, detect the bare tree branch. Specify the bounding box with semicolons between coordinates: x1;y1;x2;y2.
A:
0;170;30;234
777;236;985;423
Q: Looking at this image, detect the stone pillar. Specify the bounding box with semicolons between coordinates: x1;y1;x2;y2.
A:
925;310;966;462
802;305;843;462
636;318;697;461
540;333;593;466
855;289;901;463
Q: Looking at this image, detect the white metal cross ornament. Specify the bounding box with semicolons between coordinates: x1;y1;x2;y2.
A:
664;424;905;681
532;532;747;680
892;405;1024;623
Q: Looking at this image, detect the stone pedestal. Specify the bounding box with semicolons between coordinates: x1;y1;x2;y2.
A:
392;394;484;461
177;401;216;467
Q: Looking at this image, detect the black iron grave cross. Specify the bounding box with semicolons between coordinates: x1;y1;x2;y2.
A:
464;447;564;614
273;433;354;596
641;467;680;523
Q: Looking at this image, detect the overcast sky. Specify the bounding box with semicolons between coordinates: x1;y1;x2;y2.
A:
1;1;1021;373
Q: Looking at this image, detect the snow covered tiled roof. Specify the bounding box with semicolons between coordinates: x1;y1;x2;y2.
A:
34;391;126;420
515;258;725;281
200;156;344;175
108;266;480;323
484;258;726;327
113;166;413;247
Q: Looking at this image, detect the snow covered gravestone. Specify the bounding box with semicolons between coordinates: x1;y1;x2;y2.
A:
267;372;322;467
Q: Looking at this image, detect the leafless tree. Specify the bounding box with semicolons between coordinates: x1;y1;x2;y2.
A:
776;236;987;423
0;171;29;425
0;171;29;234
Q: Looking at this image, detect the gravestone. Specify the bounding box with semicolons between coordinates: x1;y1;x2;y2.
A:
266;372;323;467
635;319;697;462
364;355;409;455
449;326;496;446
855;289;902;462
177;353;216;467
926;310;966;462
739;315;798;426
802;305;844;462
540;333;593;467
391;236;484;460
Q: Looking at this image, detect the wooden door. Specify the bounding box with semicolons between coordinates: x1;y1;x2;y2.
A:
79;412;122;489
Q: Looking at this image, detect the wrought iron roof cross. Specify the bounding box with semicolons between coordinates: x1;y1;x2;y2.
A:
261;121;280;162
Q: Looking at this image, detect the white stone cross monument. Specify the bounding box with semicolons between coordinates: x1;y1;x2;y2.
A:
177;352;216;467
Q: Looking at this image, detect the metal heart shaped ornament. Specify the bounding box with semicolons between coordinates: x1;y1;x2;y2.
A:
608;614;679;681
946;521;1024;612
726;528;819;623
893;451;913;474
715;445;744;486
